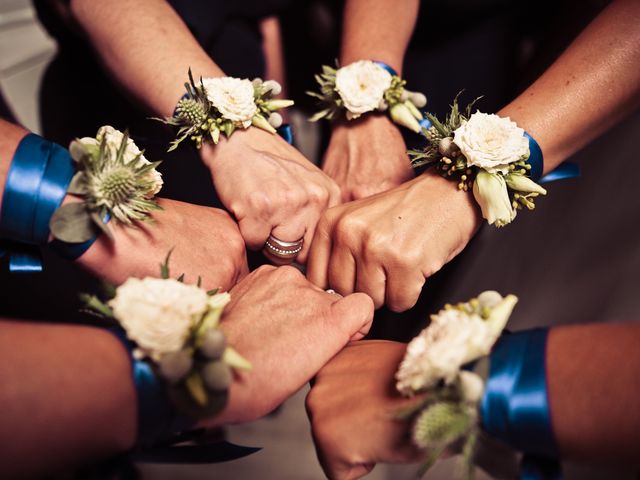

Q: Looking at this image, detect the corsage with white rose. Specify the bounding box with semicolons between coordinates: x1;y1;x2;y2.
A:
158;70;294;150
409;96;547;227
395;291;518;478
308;60;428;133
396;292;559;479
84;253;251;447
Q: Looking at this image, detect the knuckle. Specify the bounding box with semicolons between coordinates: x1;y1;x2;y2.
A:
333;216;364;246
275;264;304;282
247;191;274;216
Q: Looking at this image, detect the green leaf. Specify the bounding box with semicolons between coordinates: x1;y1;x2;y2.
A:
50;203;97;243
79;293;114;318
160;248;174;279
177;273;185;283
185;372;209;407
206;287;219;296
66;172;87;195
116;129;130;164
197;276;202;288
223;346;252;371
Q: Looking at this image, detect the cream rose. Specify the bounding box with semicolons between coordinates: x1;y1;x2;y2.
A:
110;278;210;360
396;292;518;395
80;126;163;196
335;60;392;119
201;77;257;127
453;112;529;174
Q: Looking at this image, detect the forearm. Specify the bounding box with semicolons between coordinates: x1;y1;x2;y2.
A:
69;0;224;117
547;323;640;462
0;118;29;210
0;320;136;477
498;0;640;173
340;0;419;74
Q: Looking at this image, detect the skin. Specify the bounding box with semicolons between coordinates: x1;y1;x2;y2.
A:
308;0;640;310
0;119;248;291
321;0;420;201
0;267;374;478
307;325;640;480
65;0;340;263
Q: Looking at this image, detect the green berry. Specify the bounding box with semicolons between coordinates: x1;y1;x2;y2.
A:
201;360;232;392
199;329;227;359
158;350;193;384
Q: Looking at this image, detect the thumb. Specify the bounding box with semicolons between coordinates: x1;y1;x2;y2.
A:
329;293;374;341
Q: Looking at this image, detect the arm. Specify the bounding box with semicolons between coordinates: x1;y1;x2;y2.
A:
0;267;374;476
67;0;340;263
307;326;640;479
308;0;640;309
322;0;420;201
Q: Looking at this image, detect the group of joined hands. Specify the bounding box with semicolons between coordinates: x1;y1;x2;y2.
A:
71;112;472;476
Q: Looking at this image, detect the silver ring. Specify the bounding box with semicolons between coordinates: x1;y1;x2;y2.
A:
263;234;304;259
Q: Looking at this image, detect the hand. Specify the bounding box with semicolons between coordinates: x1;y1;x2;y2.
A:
323;115;414;202
307;172;481;312
208;265;374;425
201;128;341;264
306;340;424;480
76;198;248;292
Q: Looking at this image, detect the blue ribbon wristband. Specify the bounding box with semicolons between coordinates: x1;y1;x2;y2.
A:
373;60;399;77
0;134;74;272
481;328;557;456
110;329;194;449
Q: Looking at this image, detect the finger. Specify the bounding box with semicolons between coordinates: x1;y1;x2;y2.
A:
385;269;426;313
328;245;356;296
328;292;374;341
266;219;307;266
306;216;332;288
355;261;386;310
237;216;272;250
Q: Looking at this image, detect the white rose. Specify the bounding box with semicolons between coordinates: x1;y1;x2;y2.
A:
202;77;257;127
110;278;210;360
335;60;392;119
80;125;163;196
453;112;529;174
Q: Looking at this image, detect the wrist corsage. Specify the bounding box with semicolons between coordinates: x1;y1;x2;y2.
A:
49;126;163;243
395;291;518;478
410;96;547;227
84;253;250;427
158;70;294;150
308;60;427;133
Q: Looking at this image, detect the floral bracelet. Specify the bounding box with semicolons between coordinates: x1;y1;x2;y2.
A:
158;69;294;151
308;60;427;133
49;126;163;244
409;95;547;227
395;291;518;478
84;252;251;443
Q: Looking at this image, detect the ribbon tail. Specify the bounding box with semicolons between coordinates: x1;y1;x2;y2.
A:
277;124;294;145
132;441;261;464
1;244;43;273
539;163;580;184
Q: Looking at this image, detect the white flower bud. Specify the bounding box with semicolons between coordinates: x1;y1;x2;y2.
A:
389;103;421;133
262;80;282;96
409;92;427;108
459;371;484;404
268;112;283;128
473;171;516;227
505;173;547;195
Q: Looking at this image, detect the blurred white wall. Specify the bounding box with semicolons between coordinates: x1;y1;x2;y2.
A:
0;0;56;133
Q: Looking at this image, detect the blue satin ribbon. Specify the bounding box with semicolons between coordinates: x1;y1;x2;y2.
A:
525;132;579;184
481;329;561;479
111;329;192;449
0;134;74;272
277;124;294;145
110;329;260;462
373;61;398;77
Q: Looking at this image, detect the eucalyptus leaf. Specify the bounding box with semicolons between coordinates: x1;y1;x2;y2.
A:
50;203;97;243
160;248;174;279
66;172;87;195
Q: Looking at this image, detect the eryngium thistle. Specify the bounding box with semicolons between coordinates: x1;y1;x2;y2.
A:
175;98;207;126
77;128;163;224
412;402;471;448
